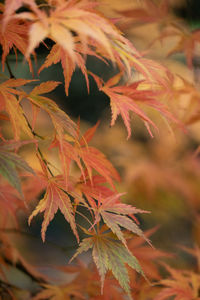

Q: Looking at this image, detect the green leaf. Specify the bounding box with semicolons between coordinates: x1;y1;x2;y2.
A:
70;230;144;298
101;211;146;247
0;150;35;196
70;237;93;262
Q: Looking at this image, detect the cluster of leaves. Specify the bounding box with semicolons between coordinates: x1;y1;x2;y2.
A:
0;0;200;299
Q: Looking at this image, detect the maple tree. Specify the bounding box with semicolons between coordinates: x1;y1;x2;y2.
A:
0;0;200;299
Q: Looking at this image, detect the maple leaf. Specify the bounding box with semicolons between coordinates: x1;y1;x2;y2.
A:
28;175;78;242
38;42;96;95
56;258;108;299
71;228;144;299
156;24;200;69
77;122;120;187
78;146;120;188
169;27;200;69
75;174;116;210
116;0;171;26
152;73;200;125
8;0;161;88
154;264;200;300
12;0;124;60
90;277;126;300
102;37;154;80
3;0;39;27
22;81;77;138
0;141;35;196
0;14;32;72
32;282;84;300
51;122;120;189
0;78;34;140
0;179;25;227
78;121;100;146
99;73;163;138
39;39;109;95
22;173;47;203
92;193;150;248
39;44;80;96
178;245;200;273
104;71;185;138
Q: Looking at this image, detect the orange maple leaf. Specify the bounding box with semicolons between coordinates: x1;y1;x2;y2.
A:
22;80;77;138
154;264;200;300
51;122;120;189
32;282;84;300
98;73;165;138
38;43;104;95
91;193;149;248
0;15;31;71
0;78;34;140
29;174;78;242
5;0;162;86
155;24;200;69
0;179;25;227
116;0;171;26
11;0;123;61
74;173;115;210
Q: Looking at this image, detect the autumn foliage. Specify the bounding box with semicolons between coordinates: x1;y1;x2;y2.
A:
0;0;200;299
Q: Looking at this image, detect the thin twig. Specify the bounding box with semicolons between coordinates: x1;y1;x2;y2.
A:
5;58;15;79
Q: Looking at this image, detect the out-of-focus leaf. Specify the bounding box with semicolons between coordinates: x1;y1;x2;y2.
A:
154;264;200;300
32;282;84;300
